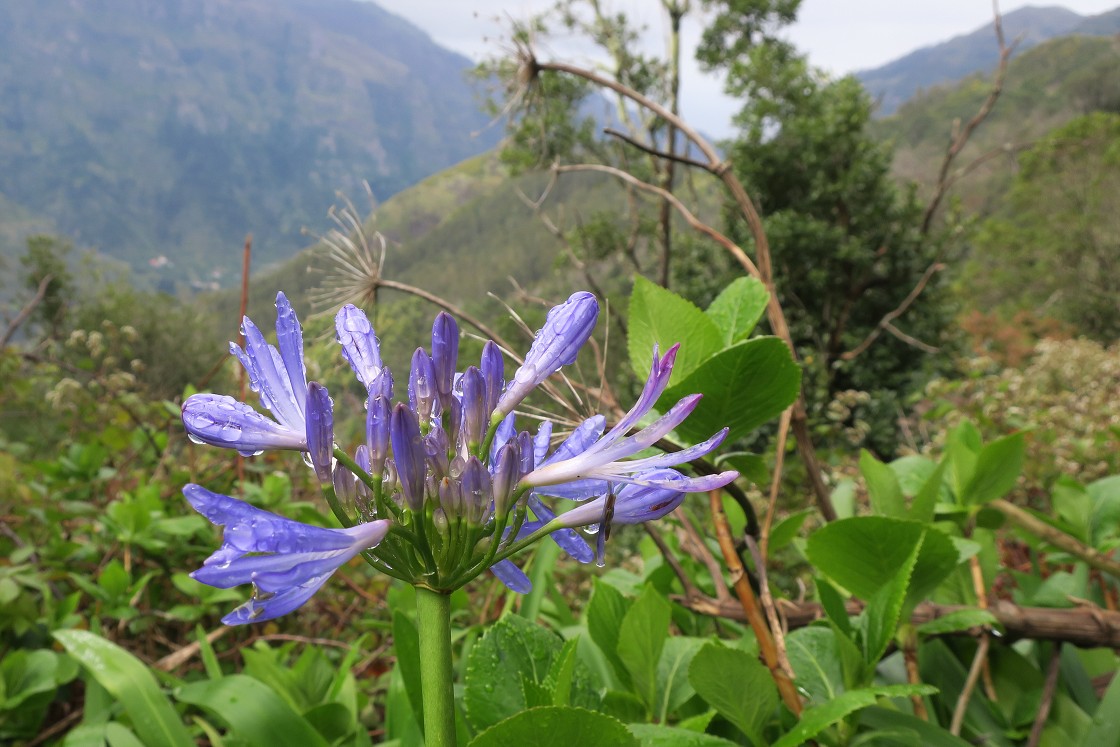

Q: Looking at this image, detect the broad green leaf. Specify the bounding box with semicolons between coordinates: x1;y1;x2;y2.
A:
391;612;423;735
705;277;770;346
860;450;906;518
768;509;813;554
718;452;770;487
909;460;946;524
628;275;722;386
467;706;637;747
771;684;937;747
1052;477;1092;543
817;578;852;638
961;433;1025;505
0;649;68;709
618;584;671;712
176;675;329;747
862;535;923;673
806;517;962;609
858;707;974;746
1088;474;1120;545
628;723;739;746
53;630;193;747
688;643;777;746
655;636;704;721
586;578;633;687
104;723;146;747
785;627;845;705
463;615;562;731
916;609;998;636
545;638;580;707
663;337;801;445
1083;656;1120;745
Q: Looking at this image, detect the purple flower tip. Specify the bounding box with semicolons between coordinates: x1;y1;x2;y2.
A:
495;292;598;418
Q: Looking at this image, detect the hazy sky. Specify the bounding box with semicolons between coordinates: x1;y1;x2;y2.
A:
376;0;1119;137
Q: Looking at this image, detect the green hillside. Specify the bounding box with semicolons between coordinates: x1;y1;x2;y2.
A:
0;0;499;287
876;34;1120;216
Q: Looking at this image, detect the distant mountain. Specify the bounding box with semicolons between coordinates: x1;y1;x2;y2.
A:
0;0;500;287
856;5;1119;116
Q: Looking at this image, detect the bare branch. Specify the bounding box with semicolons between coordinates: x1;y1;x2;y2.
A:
841;262;945;360
922;0;1012;234
0;274;52;348
604;127;716;172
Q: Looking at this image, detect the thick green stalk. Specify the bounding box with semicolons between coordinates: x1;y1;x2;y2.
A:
416;587;457;747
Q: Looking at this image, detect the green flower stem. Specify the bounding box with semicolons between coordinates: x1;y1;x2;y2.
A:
416;586;457;747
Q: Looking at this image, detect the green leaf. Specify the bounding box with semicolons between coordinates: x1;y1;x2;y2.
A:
785;627;844;705
916;609;998;636
663;337;801;445
391;612;423;735
628;275;723;386
464;615;562;731
817;578;852;638
586;578;633;688
909;460;946;524
688;643;777;746
53;630;193;747
961;433;1025;505
176;675;329;746
771;684;937;747
628;723;739;746
618;584;671;712
1083;653;1120;745
467;706;638;747
858;707;974;747
862;534;923;671
655;637;704;722
545;638;580;707
806;517;962;609
718;452;770;487
705;277;770;346
768;509;813;553
860;450;906;518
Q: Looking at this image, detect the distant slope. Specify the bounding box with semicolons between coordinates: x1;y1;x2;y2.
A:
856;5;1119;116
875;34;1120;217
0;0;499;286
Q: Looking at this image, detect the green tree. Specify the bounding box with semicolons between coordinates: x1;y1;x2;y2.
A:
965;112;1120;340
698;7;952;452
18;235;73;340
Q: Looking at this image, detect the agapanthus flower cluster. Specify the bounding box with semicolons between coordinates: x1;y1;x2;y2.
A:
181;291;737;624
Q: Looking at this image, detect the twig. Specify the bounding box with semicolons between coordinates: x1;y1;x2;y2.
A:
679;596;1120;649
993;498;1120;578
921;0;1011;234
678;509;731;601
841;263;945;360
760;407;792;559
1026;645;1062;747
951;635;990;735
969;554;998;701
745;535;797;687
0;273;52;347
645;522;701;599
154;626;231;672
709;490;802;714
603;127;716;172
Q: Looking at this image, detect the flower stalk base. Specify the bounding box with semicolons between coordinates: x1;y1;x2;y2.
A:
416;586;457;747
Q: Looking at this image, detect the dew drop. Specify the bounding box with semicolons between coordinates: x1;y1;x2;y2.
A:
187;433;206;445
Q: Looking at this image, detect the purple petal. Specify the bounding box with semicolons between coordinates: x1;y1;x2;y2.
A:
591;345;679;452
556;474;687;528
183;394;306;454
529;496;593;562
236;317;305;430
533;478;611;501
431;313;459;408
335;305;383;390
489;412;516;466
495;292;598;417
305;382;334;482
480;341;504;415
490;559;532;594
220;575;330;625
274;292;307;417
533;421;553;466
366;395;391;471
390;404;425;511
600;428;729;474
540;416;605;466
408;348;438;421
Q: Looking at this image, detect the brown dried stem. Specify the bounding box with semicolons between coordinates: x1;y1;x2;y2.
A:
993;498;1120;578
709;490;802;714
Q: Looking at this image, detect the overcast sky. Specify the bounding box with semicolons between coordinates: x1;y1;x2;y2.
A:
376;0;1119;137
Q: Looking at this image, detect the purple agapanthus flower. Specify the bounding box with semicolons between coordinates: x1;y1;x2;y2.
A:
182;290;740;623
185;484;390;625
